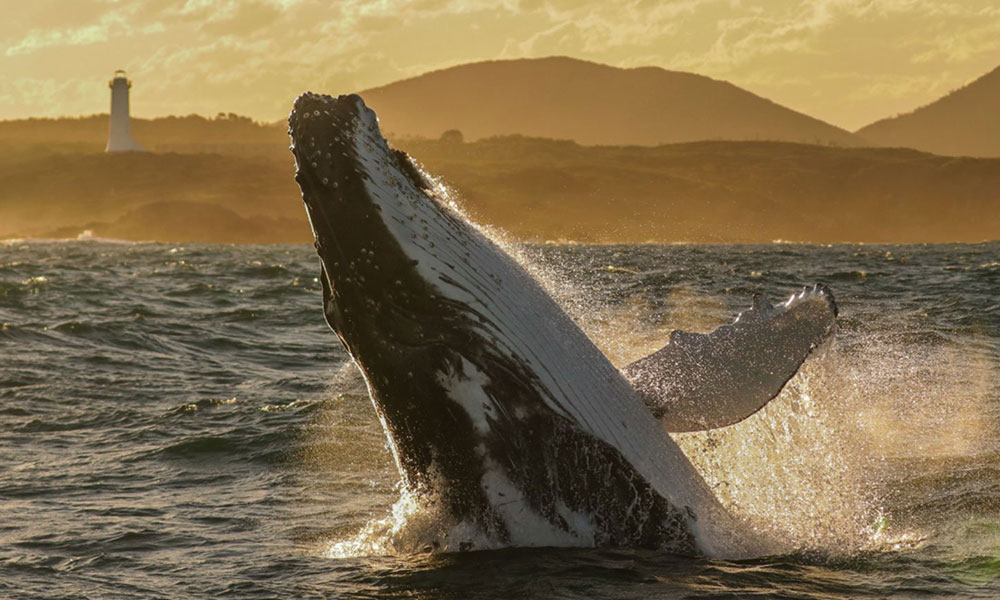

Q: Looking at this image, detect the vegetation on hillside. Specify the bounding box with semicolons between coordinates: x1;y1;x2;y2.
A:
0;113;286;156
2;125;998;244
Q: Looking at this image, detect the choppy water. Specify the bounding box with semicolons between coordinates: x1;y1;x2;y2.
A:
2;240;999;598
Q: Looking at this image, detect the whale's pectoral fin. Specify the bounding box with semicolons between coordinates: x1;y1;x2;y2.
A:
622;284;837;433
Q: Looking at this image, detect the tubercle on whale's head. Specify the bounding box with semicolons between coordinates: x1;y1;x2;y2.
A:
288;92;420;245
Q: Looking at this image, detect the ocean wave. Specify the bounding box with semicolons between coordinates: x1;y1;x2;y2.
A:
4;241;1000;598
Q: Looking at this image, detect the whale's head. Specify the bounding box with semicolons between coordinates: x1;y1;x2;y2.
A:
288;93;505;510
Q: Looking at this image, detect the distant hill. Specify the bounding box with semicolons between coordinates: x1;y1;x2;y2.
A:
393;137;1000;243
857;66;1000;157
0;57;874;151
41;202;304;244
0;145;304;242
4;138;999;244
359;57;862;147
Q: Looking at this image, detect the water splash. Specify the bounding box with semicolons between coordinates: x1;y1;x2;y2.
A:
326;488;438;557
530;258;891;553
673;349;888;553
325;485;556;557
516;245;999;557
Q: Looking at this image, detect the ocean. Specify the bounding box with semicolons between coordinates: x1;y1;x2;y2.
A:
2;240;999;598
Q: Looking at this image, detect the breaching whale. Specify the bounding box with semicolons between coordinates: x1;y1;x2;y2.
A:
288;93;837;555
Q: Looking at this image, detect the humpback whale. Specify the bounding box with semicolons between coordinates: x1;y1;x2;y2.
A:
288;93;837;555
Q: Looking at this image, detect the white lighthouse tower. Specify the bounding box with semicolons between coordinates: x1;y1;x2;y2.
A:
106;69;147;152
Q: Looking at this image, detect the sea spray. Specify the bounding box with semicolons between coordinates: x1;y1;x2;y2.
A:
673;350;887;553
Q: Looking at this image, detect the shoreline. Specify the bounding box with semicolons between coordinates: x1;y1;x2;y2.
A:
4;233;999;247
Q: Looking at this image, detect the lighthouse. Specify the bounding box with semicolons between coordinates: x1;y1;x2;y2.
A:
106;69;147;152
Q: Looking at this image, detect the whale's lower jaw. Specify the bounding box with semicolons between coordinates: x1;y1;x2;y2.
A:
289;93;733;553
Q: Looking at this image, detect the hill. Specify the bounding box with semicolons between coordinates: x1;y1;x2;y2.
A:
0;144;304;242
2;58;860;151
360;57;862;147
394;137;1000;243
3;138;999;244
856;66;1000;157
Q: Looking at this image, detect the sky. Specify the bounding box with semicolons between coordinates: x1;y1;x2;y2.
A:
2;0;999;130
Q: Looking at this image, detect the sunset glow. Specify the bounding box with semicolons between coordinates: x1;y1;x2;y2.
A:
3;0;999;129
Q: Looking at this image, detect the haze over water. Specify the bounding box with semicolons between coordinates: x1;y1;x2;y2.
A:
2;240;998;598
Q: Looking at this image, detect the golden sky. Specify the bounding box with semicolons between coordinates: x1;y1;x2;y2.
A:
2;0;999;130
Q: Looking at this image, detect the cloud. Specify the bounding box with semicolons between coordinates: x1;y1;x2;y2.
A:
198;2;283;36
6;9;129;56
0;0;998;128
